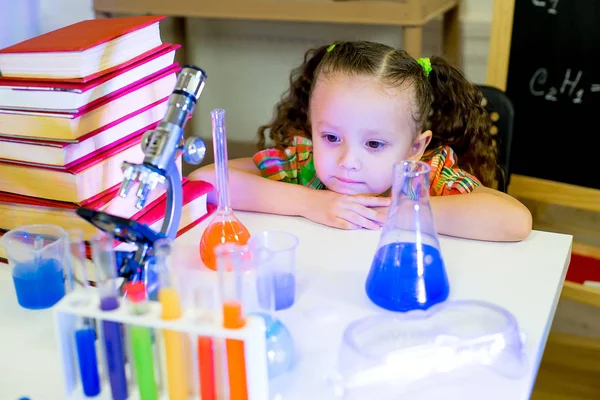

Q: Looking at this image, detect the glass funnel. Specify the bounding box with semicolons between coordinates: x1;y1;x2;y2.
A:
330;301;526;399
199;109;251;271
365;160;449;312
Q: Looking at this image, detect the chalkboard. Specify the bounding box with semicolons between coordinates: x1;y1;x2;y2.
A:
505;0;599;189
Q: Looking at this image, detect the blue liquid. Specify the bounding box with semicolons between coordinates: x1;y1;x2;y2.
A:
75;327;101;397
365;242;449;312
12;259;65;309
251;312;295;378
101;296;128;400
257;272;296;311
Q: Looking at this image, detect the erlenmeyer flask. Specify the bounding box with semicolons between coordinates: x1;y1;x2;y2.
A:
199;109;251;271
365;160;449;312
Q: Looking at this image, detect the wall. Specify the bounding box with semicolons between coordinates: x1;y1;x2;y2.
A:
182;0;494;143
0;0;40;49
187;12;492;143
38;0;95;33
2;0;494;145
0;0;95;49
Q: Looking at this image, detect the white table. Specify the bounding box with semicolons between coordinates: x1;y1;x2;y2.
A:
0;212;572;400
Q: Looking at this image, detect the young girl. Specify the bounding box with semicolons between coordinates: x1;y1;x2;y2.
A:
190;41;532;242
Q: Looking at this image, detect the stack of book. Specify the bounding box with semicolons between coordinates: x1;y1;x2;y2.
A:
0;16;213;261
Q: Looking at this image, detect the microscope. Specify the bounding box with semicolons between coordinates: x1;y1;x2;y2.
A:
77;65;208;284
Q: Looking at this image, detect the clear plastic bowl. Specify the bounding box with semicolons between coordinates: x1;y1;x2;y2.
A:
330;300;527;399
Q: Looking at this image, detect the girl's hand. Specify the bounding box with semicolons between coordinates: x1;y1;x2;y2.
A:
371;206;390;218
300;190;391;230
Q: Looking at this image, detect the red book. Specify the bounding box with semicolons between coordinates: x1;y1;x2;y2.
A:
0;100;168;167
0;16;167;81
136;180;215;237
566;253;600;286
0;181;166;240
0;65;178;141
0;134;147;203
0;179;215;263
0;44;179;113
0;175;208;239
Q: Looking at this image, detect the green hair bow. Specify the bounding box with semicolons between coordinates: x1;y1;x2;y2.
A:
417;57;432;77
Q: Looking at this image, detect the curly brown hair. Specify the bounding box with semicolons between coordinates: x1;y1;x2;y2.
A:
257;41;497;186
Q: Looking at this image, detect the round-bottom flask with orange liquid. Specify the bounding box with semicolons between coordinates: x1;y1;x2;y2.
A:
199;109;251;270
200;217;250;270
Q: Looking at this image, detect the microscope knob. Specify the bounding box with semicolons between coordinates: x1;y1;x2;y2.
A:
141;129;155;152
183;136;207;165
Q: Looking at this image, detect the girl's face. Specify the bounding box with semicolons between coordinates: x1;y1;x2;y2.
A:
309;74;431;196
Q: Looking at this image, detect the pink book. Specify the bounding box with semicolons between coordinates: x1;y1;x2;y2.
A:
0;44;179;113
0;100;168;167
0;179;215;262
0;134;147;203
0;179;170;239
126;180;215;243
0;16;167;81
0;65;179;141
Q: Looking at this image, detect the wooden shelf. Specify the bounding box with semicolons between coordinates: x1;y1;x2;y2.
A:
94;0;462;65
508;175;600;214
94;0;458;26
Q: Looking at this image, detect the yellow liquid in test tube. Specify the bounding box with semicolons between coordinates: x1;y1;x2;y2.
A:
159;287;189;400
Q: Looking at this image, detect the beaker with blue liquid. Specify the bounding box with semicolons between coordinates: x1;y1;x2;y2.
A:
249;231;298;378
1;224;67;309
365;160;449;312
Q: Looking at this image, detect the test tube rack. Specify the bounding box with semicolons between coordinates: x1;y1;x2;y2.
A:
54;291;269;400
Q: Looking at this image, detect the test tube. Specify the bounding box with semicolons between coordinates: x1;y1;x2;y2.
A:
216;243;249;400
69;230;101;397
193;283;218;400
156;239;189;400
66;229;91;300
92;232;128;400
74;319;101;397
125;281;158;400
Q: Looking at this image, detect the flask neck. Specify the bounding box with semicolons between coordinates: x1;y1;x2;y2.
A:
211;109;232;215
390;161;431;208
385;161;437;239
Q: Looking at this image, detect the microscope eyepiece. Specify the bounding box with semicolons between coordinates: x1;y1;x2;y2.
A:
174;66;207;103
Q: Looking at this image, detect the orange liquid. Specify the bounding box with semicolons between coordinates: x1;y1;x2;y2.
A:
226;339;248;400
223;301;248;400
198;336;216;400
199;219;251;271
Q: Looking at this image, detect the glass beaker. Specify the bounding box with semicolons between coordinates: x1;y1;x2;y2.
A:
249;231;298;311
365;161;449;312
1;224;67;309
199;109;251;271
248;231;297;378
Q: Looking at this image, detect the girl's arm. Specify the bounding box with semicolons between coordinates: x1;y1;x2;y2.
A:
189;158;310;216
189;158;390;230
430;186;532;242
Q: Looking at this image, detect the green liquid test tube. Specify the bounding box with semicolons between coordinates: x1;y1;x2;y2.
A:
126;282;158;400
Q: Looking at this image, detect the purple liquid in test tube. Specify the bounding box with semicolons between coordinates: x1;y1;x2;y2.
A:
101;296;128;400
92;232;128;400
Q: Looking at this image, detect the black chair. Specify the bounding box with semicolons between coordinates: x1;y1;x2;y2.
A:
477;84;515;193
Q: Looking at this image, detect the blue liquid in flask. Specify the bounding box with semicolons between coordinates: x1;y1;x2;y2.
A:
366;242;449;312
365;160;450;312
